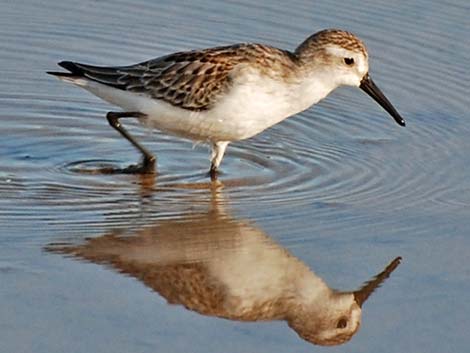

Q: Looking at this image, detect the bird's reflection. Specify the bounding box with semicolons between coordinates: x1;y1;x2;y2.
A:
47;185;401;346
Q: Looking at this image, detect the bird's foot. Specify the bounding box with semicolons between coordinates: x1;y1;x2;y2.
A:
121;156;156;174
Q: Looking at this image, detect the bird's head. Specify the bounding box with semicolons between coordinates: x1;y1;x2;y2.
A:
296;29;405;126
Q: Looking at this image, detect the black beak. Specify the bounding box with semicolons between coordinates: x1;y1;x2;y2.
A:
360;74;406;127
354;257;402;307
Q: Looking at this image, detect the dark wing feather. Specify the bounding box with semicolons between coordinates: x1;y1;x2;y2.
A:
53;43;298;110
55;45;258;110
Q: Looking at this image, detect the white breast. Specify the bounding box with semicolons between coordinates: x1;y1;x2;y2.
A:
68;67;336;142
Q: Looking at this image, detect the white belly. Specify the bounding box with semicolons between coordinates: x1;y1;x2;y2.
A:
69;70;332;142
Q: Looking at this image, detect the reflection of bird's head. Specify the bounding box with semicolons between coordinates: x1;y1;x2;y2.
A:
287;291;361;346
287;257;402;346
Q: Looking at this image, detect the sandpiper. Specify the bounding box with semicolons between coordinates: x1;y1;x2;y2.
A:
48;29;405;178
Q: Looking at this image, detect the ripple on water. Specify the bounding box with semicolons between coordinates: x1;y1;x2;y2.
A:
1;79;468;232
1;0;469;238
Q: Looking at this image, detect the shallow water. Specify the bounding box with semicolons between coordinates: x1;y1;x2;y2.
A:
1;0;469;352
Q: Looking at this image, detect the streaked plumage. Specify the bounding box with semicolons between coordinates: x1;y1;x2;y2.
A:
59;44;298;110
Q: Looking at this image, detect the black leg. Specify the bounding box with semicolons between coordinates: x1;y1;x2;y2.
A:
106;111;156;174
209;163;218;181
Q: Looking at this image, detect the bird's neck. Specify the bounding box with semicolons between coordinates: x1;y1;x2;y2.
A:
292;67;339;111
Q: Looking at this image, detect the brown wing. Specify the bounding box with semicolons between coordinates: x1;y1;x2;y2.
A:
55;43;297;110
126;46;243;110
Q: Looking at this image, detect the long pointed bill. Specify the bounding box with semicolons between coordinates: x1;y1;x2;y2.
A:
360;74;406;127
354;257;402;307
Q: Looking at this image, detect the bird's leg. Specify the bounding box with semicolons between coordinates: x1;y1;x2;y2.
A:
106;111;156;174
209;164;218;181
209;141;229;180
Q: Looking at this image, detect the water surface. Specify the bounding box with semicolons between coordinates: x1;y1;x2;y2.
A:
1;0;469;352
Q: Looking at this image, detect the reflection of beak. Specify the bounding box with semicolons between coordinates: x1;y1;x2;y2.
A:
360;74;406;127
354;257;402;307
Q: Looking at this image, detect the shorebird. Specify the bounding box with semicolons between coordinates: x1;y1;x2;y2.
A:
48;29;405;178
47;194;402;346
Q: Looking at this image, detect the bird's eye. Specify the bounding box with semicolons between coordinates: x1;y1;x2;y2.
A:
336;318;348;329
344;57;354;66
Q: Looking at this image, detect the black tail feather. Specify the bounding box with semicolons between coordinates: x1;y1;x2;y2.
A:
58;61;84;75
47;61;84;78
47;61;128;89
